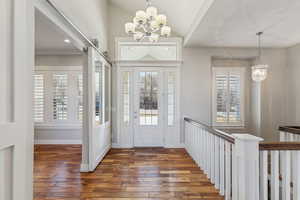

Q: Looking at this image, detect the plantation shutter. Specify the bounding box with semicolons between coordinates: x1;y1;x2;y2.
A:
213;67;244;126
53;74;68;120
229;74;241;123
33;74;44;122
215;74;228;123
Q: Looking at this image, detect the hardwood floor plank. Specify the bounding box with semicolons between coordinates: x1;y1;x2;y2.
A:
34;145;224;200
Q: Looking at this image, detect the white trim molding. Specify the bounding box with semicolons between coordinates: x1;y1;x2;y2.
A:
34;139;82;144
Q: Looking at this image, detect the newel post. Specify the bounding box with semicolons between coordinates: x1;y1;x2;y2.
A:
232;134;264;200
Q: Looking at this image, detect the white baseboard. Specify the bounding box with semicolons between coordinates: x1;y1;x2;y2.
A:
164;143;185;148
80;163;89;172
34;139;82;144
112;143;185;148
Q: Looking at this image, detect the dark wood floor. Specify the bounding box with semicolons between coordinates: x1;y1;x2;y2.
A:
34;145;223;200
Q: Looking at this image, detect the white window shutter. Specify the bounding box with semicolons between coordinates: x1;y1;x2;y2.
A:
215;74;228;123
213;67;244;127
53;74;68;120
229;74;241;123
33;74;44;122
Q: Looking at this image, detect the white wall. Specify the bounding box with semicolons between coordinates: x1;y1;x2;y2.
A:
181;47;288;141
287;44;300;126
34;55;83;144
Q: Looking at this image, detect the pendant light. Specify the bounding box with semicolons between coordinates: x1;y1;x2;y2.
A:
252;32;268;82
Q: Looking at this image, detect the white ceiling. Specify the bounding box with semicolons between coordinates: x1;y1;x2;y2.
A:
184;0;300;47
109;0;208;37
35;10;80;55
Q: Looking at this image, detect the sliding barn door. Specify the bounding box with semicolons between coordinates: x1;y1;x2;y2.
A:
0;0;34;199
87;48;111;171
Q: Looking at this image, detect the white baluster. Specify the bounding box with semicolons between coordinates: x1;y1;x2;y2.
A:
196;127;201;166
271;150;280;200
203;129;207;174
259;151;268;200
208;133;212;179
215;136;220;189
211;134;215;183
220;139;225;195
293;151;300;200
282;150;291;200
225;141;231;200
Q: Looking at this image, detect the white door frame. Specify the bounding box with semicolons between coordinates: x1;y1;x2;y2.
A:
0;0;34;199
115;63;182;148
113;37;183;148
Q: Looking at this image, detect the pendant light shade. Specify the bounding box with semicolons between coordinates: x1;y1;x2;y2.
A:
252;32;268;82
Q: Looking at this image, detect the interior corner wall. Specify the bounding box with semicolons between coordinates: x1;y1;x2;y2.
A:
287;44;300;126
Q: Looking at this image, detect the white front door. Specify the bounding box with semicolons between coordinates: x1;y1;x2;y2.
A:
133;69;164;147
0;0;34;199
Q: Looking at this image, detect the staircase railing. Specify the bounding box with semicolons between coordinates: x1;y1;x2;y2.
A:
184;118;300;200
184;117;263;200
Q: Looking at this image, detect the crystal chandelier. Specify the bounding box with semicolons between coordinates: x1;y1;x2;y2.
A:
125;0;171;42
252;32;268;82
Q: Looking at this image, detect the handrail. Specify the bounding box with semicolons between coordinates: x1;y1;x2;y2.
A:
184;117;235;144
260;142;300;151
279;126;300;135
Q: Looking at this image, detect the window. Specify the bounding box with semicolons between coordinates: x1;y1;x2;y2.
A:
139;71;158;126
122;71;130;125
53;74;68;120
104;66;110;122
212;67;245;127
167;72;176;126
33;74;44;122
95;61;103;124
77;74;83;121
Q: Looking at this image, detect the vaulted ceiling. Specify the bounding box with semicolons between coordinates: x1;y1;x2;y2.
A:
109;0;212;37
111;0;300;48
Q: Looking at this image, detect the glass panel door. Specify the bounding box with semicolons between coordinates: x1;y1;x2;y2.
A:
133;69;163;147
138;71;158;126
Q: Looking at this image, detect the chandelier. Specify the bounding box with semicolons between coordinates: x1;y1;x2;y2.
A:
252;32;268;82
125;0;171;42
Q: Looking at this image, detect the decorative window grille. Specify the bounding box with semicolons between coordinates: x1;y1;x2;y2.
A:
213;67;245;127
53;74;68;120
33;74;44;122
122;72;130;125
167;72;176;126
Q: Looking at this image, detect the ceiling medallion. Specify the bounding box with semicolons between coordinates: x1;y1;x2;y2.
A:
125;0;171;42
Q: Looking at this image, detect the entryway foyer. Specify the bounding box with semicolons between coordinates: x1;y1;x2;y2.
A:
34;145;223;199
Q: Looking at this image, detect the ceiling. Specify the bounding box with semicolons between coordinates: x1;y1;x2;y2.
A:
35;9;81;55
109;0;208;37
184;0;300;47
